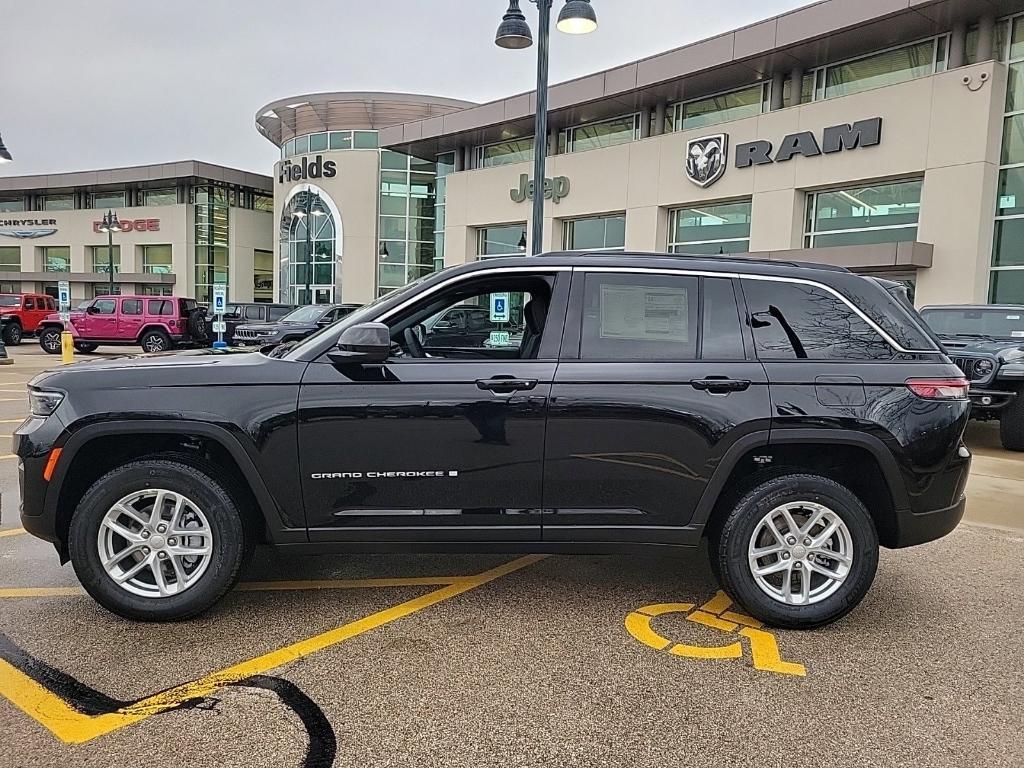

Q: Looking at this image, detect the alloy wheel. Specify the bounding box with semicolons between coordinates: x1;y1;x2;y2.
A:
747;501;854;606
96;489;214;598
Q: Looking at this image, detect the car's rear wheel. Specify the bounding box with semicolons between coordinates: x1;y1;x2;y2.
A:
140;329;171;353
38;327;62;354
710;473;879;629
3;322;23;345
68;459;249;621
74;342;99;353
999;387;1024;451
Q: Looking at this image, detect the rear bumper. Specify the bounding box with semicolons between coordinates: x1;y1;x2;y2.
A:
889;494;967;548
968;388;1016;411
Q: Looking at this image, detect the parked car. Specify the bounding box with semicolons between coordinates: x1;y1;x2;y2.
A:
920;304;1024;450
0;293;58;344
232;303;359;347
36;295;209;354
222;302;296;345
16;253;971;627
421;303;516;349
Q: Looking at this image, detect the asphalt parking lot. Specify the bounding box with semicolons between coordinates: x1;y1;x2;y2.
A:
1;344;1022;768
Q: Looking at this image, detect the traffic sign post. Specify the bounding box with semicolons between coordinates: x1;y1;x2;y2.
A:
212;285;227;349
58;280;73;363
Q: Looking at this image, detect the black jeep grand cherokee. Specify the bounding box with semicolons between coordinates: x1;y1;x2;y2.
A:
15;254;971;628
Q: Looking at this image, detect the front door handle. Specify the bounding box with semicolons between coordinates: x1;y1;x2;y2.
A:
691;377;752;394
477;377;538;394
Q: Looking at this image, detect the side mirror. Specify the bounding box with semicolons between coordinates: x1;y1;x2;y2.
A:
86;305;100;315
328;322;390;365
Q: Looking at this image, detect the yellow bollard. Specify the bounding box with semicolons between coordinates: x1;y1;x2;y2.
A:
60;331;75;364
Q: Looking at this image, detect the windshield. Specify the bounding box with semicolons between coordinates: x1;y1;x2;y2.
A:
921;308;1024;340
281;305;328;323
0;296;21;307
280;273;437;359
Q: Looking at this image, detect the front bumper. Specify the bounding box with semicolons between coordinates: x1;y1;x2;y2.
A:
968;388;1016;411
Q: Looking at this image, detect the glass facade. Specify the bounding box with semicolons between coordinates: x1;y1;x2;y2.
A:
41;246;71;272
377;151;436;296
88;244;121;273
476;138;534;168
90;191;126;209
805;181;923;248
670;84;766;133
563;214;626;252
42;195;74;211
477;224;527;257
0;196;25;212
140;285;173;296
254;249;274;302
0;247;20;270
818;39;940;100
142;244;173;274
281;189;337;304
561;114;641;153
434;152;455;271
193;185;230;304
281;130;378;159
90;283;121;298
669;201;752;255
142;188;177;206
993;16;1024;302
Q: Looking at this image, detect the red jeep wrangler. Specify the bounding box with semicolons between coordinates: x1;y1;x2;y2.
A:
0;293;58;345
37;295;209;354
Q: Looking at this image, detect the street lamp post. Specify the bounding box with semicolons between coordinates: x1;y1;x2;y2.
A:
96;211;123;296
290;191;327;305
496;0;597;255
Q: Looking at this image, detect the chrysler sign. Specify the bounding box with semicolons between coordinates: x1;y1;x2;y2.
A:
0;218;58;239
684;118;883;188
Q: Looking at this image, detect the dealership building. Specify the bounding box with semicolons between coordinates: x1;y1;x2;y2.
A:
0;162;273;304
256;0;1024;308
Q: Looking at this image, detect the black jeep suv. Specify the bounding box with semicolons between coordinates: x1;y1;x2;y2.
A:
231;303;359;347
919;305;1024;451
15;254;971;628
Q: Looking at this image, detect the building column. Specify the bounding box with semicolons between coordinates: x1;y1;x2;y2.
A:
462;146;474;171
549;125;559;156
771;71;786;111
639;106;652;138
748;189;804;253
977;15;997;62
654;101;667;136
949;21;968;69
789;67;805;106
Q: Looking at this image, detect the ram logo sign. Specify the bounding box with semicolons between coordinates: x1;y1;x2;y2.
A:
685;134;728;189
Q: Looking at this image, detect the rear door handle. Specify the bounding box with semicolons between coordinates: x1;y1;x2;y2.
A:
691;377;752;394
477;377;538;394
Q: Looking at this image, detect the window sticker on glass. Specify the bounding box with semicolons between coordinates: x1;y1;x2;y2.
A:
1007;315;1021;320
599;284;689;342
1013;331;1024;338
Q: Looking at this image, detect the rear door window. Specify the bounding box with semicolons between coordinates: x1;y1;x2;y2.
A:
244;305;264;320
122;299;143;315
23;298;34;310
268;306;292;321
743;279;893;360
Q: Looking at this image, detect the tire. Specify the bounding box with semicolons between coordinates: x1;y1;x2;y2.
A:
74;342;99;353
710;473;879;630
999;387;1024;451
38;327;62;354
187;308;208;341
140;329;171;353
2;322;23;345
68;459;249;621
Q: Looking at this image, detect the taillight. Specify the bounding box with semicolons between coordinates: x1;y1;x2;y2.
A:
906;378;970;400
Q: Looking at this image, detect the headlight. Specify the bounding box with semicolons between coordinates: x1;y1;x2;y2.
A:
29;389;64;417
974;358;994;376
1001;347;1024;363
257;330;277;337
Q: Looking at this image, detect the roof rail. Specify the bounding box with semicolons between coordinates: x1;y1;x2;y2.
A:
541;250;852;273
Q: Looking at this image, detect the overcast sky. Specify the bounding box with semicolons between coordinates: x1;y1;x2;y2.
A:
1;0;808;178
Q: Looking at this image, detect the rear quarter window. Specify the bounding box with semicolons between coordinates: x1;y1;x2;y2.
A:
147;299;174;316
742;279;894;361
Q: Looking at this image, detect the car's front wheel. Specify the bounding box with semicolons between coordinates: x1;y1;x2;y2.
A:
710;473;879;629
3;322;23;345
38;327;62;354
68;459;249;621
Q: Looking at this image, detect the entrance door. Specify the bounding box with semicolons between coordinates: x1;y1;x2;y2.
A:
543;270;771;544
297;270;568;542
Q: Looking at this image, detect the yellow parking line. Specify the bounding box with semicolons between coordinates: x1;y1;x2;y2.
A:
0;419;25;424
0;528;26;539
0;554;545;743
